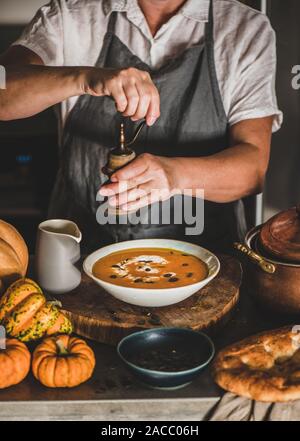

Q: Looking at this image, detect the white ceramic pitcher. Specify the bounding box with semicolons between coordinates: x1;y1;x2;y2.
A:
35;219;82;294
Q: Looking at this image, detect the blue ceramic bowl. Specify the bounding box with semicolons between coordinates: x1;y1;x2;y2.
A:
117;328;215;390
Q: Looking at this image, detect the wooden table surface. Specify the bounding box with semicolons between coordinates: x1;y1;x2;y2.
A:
0;264;294;421
61;254;242;345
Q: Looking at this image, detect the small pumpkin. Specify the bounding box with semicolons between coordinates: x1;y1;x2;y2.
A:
0;278;72;341
0;220;28;286
0;338;31;389
32;335;96;388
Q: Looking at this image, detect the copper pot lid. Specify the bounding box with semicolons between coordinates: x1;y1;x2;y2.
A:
259;205;300;263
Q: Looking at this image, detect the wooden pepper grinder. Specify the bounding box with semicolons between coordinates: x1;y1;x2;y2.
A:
102;121;145;214
103;123;136;176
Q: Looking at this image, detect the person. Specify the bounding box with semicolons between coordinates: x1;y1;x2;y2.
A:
0;0;282;252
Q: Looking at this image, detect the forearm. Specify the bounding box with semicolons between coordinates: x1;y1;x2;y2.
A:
0;65;92;121
100;117;272;211
174;143;267;203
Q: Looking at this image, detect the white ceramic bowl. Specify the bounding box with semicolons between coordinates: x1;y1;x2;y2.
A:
83;239;220;308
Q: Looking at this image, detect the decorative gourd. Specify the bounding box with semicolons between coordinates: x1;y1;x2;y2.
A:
46;311;73;336
0;338;31;389
0;278;72;342
32;335;96;388
0;278;43;322
8;302;60;343
4;292;46;336
0;220;28;286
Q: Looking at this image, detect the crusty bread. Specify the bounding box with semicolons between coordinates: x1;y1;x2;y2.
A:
213;326;300;402
0;220;28;276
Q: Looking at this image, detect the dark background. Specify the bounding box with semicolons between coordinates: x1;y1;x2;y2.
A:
0;0;299;251
265;1;300;208
0;20;59;251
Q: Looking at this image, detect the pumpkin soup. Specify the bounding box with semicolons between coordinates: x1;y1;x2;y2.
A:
92;248;208;289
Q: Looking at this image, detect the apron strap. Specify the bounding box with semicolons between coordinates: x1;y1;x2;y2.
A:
205;0;225;120
97;11;118;67
205;0;214;44
107;11;118;35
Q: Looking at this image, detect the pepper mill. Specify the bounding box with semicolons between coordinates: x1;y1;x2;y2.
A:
102;121;145;214
103;123;136;176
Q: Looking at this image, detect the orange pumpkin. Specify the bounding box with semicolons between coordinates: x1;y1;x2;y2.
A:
32;335;96;388
0;338;31;389
0;220;28;286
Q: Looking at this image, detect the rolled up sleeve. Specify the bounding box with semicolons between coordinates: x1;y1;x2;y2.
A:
11;0;63;66
228;15;283;132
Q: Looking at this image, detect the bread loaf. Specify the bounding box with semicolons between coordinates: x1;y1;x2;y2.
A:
0;220;28;286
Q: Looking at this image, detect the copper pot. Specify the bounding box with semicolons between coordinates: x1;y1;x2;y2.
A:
234;226;300;315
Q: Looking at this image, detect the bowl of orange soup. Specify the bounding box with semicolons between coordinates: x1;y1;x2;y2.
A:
83;239;220;307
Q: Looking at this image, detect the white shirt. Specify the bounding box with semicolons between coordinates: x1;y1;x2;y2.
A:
13;0;282;132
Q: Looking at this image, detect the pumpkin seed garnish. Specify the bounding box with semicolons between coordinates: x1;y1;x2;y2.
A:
169;277;179;282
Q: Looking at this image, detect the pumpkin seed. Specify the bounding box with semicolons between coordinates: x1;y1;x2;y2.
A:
149;317;161;325
112;316;122;323
150;314;160;321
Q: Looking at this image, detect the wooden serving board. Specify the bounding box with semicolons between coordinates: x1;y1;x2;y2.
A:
58;255;242;345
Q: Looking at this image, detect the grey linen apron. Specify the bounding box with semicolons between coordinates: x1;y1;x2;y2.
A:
48;0;247;253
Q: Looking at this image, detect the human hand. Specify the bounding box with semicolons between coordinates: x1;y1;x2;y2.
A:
99;153;181;211
83;67;160;126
